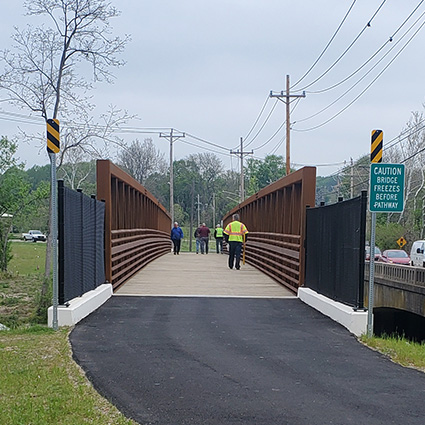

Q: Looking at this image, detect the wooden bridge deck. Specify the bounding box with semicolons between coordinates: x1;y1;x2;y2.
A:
115;252;295;298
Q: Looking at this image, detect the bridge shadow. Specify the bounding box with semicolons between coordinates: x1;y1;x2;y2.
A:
115;252;296;298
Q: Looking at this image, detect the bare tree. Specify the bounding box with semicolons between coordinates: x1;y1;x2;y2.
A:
0;0;130;278
117;138;167;185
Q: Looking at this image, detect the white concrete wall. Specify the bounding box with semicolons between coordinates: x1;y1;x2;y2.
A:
48;283;113;327
298;287;368;337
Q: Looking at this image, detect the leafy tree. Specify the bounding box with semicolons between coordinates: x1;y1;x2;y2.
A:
0;166;49;271
245;155;286;195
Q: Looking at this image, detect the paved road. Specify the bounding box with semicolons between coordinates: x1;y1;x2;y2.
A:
70;296;425;425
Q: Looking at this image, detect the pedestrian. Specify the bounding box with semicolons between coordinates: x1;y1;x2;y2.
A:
223;213;248;270
198;223;210;254
170;222;184;255
214;223;224;254
194;224;202;254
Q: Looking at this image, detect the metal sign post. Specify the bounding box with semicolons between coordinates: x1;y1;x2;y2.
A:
368;158;405;336
47;119;60;330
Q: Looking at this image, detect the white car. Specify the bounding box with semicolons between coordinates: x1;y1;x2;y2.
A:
22;230;47;242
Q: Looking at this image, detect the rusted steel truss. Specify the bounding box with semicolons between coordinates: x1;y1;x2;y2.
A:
97;160;171;290
223;167;316;292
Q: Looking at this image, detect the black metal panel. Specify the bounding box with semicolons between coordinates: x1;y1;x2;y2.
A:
59;183;105;304
305;191;367;308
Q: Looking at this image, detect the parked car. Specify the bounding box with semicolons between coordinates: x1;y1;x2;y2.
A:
22;230;47;242
365;245;382;261
381;249;410;265
410;240;425;267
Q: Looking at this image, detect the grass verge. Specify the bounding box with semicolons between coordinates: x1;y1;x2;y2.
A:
0;326;136;425
361;334;425;372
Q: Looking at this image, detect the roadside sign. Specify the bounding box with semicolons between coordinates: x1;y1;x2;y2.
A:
47;118;60;154
371;129;383;163
397;237;407;248
369;163;405;213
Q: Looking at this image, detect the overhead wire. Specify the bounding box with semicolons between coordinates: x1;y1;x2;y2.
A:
294;0;388;92
306;0;425;94
293;10;425;126
291;0;358;89
293;16;425;132
242;95;270;142
243;99;279;148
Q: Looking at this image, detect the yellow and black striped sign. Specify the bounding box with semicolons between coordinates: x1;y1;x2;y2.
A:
371;129;382;163
47;118;60;154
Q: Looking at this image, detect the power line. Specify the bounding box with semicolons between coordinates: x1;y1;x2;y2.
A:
291;0;358;89
242;95;270;142
293;17;425;132
305;0;425;94
295;0;388;92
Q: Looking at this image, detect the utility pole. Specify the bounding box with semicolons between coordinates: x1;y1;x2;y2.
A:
351;157;354;198
159;129;185;224
270;75;306;176
212;193;216;227
231;137;253;203
197;194;201;225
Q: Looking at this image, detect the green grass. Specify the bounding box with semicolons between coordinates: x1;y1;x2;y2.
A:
0;242;47;328
361;334;425;372
0;327;136;425
8;241;46;275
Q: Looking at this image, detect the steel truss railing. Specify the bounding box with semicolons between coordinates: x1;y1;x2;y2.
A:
223;167;316;292
97;160;171;290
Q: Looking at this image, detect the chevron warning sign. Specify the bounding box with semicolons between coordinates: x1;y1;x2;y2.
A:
371;129;382;163
47;118;60;154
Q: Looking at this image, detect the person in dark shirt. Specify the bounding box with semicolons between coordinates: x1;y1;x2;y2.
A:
194;224;201;254
170;222;184;255
198;223;210;254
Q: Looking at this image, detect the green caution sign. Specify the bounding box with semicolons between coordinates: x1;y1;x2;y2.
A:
369;163;405;213
47;118;60;154
371;130;383;163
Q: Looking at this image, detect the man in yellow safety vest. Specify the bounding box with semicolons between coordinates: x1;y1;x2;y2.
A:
214;224;224;254
223;213;249;270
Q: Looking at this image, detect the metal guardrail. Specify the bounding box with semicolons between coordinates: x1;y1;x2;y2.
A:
97;160;172;290
223;167;316;290
365;262;425;288
111;229;170;290
245;232;300;292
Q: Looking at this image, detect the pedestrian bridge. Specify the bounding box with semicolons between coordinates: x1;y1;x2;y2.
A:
115;252;295;298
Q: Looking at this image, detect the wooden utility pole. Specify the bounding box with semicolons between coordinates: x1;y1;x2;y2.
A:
270;75;306;176
231;137;253;203
159;129;185;224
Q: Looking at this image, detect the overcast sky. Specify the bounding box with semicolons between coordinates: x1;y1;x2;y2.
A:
1;0;425;176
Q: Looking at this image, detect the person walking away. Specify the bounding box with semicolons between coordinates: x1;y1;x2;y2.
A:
170;222;184;255
223;214;248;270
194;224;201;254
198;223;210;254
214;224;224;254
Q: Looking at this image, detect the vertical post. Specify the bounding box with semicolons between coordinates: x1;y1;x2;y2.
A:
212;193;216;228
169;128;174;224
357;191;367;310
49;153;58;330
367;211;377;337
91;195;97;288
197;194;201;225
77;189;84;295
240;137;244;202
58;180;65;306
351;158;354;198
286;74;291;176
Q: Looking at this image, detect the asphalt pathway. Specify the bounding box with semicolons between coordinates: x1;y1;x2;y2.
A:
70;296;425;425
